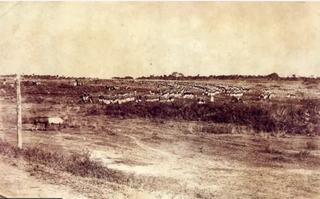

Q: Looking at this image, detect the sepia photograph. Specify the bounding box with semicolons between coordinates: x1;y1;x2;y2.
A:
1;1;320;199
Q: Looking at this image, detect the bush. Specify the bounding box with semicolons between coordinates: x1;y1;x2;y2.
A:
294;150;311;158
264;145;282;154
306;140;319;150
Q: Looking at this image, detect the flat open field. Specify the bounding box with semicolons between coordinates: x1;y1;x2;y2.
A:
1;76;320;199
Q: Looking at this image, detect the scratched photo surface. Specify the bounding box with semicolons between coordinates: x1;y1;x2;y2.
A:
1;2;320;199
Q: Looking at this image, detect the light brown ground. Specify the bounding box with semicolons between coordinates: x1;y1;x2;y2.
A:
1;111;320;198
1;78;320;198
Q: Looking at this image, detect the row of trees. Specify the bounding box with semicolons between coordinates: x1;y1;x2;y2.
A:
2;72;319;82
136;72;320;82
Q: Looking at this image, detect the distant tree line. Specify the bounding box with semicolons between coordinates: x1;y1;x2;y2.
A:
136;72;320;83
112;76;134;80
1;72;319;83
19;74;97;80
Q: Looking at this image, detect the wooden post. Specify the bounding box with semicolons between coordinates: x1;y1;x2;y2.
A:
16;74;22;149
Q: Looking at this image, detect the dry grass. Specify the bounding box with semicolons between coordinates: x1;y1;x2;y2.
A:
2;76;320;198
1;125;320;198
0;141;183;193
0;141;118;179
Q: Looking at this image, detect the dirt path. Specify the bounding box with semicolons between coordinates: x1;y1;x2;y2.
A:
123;134;178;157
2;117;320;198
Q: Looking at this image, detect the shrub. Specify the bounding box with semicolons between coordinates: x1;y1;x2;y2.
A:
294;150;311;158
264;145;282;154
306;140;319;150
272;155;292;163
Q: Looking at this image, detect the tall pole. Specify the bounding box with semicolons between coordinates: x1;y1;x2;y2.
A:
16;74;22;149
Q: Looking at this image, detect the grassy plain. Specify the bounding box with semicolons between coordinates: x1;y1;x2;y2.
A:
0;76;319;199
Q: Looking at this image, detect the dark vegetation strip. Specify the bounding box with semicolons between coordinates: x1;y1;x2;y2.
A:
86;100;320;135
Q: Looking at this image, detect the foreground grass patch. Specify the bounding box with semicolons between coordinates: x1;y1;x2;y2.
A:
0;141;181;193
0;141;121;180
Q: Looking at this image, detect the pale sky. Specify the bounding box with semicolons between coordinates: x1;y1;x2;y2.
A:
1;2;320;78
